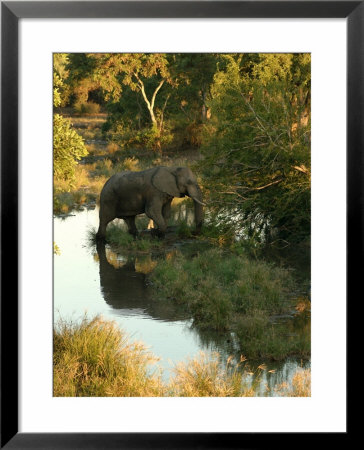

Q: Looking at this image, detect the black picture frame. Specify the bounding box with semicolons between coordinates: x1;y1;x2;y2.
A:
1;1;357;448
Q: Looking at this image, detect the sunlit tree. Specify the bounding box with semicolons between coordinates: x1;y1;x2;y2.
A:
53;54;88;189
200;53;311;243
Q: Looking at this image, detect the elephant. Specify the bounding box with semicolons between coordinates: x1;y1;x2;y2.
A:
96;166;204;240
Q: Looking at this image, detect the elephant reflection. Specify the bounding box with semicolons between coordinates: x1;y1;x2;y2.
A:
96;242;187;321
96;241;150;311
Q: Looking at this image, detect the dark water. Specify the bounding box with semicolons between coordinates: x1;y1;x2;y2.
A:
54;208;310;395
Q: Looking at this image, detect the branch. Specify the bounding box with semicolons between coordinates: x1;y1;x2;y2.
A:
240;92;279;148
252;179;282;191
159;93;170;132
151;79;165;111
292;165;309;175
133;72;152;111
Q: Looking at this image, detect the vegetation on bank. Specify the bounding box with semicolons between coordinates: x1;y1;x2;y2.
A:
53;53;311;390
53;316;310;397
54;52;310;244
150;247;310;360
86;222;310;361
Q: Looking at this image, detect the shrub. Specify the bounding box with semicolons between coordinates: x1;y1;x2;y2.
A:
73;101;101;115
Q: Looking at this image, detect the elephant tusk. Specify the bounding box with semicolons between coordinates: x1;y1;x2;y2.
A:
191;197;206;207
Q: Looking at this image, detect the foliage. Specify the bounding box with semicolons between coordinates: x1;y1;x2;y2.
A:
73;100;101;115
53;53;70;107
63;53;221;151
53;54;88;192
200;53;311;243
54;52;311;243
53;114;88;188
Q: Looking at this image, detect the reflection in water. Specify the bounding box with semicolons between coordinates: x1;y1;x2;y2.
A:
96;241;188;321
54;208;310;393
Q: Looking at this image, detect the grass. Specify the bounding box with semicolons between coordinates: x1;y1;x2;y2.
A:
87;223;165;253
150;248;310;360
151;248;292;321
53;316;311;397
53;316;164;397
168;352;255;397
274;369;311;397
85;221;310;361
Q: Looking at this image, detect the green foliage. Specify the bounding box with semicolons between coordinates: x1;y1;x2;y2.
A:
53;54;70;107
53;54;88;193
55;52;311;243
201;53;311;243
53;114;88;187
151;248;292;329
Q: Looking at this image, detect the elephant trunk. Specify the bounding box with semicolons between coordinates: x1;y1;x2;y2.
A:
187;184;204;233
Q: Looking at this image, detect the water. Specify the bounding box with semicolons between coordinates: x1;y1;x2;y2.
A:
54;208;310;393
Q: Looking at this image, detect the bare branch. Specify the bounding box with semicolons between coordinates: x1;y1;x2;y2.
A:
252;179;282;191
151;79;165;111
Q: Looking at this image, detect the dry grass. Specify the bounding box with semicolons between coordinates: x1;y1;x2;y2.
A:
54;316;311;397
274;369;311;397
168;352;254;397
54;316;164;397
55;164;107;194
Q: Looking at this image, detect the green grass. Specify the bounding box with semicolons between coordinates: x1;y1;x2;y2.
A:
149;248;310;360
87;223;165;253
53;316;311;397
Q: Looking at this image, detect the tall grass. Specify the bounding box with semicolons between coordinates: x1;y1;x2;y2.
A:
274;369;311;397
169;352;254;397
53;316;164;397
54;316;310;397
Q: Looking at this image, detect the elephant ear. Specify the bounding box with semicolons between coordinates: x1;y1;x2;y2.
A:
152;167;180;197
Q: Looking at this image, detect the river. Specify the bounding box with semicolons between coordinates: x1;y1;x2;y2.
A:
54;207;310;396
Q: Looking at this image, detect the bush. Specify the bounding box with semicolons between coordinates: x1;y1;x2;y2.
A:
73;101;101;115
200;54;311;243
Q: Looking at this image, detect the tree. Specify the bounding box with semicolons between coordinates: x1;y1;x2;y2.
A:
66;53;175;151
200;54;311;243
53;55;88;190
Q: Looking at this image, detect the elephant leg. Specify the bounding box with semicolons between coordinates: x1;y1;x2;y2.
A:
145;205;167;238
124;216;138;237
97;209;114;241
162;201;172;225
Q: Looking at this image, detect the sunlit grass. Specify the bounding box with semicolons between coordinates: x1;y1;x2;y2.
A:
274;368;311;397
168;352;254;397
54;316;310;397
53;316;164;397
54;163;107;214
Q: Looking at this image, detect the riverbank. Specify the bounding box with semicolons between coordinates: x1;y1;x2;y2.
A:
91;224;310;362
54;316;311;397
